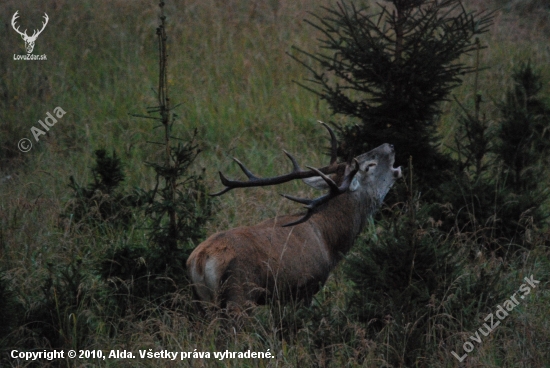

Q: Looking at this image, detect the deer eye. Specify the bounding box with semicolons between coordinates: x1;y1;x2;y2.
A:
366;163;377;172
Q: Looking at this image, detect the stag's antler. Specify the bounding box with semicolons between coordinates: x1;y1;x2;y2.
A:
32;13;49;39
212;122;360;226
11;11;27;38
211;122;339;196
281;158;359;226
11;11;48;40
11;11;49;54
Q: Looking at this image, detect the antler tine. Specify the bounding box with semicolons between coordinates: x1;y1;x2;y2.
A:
305;166;339;192
11;11;27;37
283;150;301;172
318;121;338;166
281;191;336;227
232;157;258;180
36;13;49;36
209;160;258;197
208;171;234;196
210;183;233;197
280;207;315;227
340;158;360;187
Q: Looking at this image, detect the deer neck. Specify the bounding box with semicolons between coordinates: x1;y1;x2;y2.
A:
312;192;376;263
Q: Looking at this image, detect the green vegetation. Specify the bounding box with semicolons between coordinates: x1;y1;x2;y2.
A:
1;0;549;367
290;0;493;192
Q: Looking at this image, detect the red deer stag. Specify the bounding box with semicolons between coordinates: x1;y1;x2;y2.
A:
187;123;401;310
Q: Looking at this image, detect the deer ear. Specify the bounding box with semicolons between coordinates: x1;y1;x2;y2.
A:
302;176;330;190
349;172;362;192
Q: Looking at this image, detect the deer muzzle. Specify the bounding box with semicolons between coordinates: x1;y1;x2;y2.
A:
393;166;402;179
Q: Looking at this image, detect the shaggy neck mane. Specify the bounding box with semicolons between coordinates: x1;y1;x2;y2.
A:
311;191;379;262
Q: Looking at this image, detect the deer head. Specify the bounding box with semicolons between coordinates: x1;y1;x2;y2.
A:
12;11;49;54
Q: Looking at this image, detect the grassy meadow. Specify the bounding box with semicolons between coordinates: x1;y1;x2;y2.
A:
1;0;550;366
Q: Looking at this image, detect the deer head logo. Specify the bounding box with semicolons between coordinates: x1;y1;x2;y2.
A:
11;11;49;54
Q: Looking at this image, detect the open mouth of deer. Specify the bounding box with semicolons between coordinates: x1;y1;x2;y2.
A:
387;146;402;179
393;166;402;179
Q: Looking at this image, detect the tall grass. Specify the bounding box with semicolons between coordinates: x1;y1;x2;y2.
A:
1;0;549;367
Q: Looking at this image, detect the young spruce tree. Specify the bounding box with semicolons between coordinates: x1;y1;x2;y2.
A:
445;60;550;251
292;0;493;192
292;2;503;364
492;62;550;242
99;2;214;312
